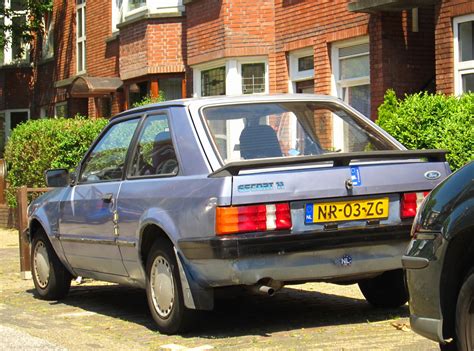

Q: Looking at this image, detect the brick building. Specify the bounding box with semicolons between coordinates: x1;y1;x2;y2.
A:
0;0;472;155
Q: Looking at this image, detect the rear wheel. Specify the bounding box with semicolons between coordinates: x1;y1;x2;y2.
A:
145;239;194;334
358;269;408;308
455;270;474;351
31;230;72;300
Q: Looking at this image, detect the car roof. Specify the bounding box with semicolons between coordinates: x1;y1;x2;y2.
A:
111;94;344;120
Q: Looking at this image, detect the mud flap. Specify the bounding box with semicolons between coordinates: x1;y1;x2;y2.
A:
174;247;214;311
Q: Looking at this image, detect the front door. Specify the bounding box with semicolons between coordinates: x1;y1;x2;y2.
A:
59;117;140;276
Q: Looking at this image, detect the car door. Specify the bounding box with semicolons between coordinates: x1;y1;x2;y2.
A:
115;112;184;277
58;117;140;276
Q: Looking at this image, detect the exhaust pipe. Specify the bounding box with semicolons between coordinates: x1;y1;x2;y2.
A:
249;279;282;296
257;285;275;296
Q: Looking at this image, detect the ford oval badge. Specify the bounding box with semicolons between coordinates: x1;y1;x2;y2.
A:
424;170;441;180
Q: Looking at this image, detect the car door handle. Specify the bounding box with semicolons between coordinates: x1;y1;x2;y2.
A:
102;193;114;203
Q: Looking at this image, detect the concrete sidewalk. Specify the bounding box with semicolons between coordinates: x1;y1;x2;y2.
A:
0;228;438;350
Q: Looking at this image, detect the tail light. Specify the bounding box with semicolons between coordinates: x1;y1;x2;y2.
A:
400;192;429;219
216;203;292;235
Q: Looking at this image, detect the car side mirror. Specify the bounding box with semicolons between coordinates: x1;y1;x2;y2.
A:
45;169;70;187
69;171;77;186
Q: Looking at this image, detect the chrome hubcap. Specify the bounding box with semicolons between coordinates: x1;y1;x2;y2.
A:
33;241;50;289
150;255;174;318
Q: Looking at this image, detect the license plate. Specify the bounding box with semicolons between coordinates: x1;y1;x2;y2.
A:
305;198;389;224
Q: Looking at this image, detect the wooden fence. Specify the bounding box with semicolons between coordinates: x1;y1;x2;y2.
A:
16;186;51;279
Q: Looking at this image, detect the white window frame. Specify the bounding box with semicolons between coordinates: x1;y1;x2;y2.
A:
192;57;269;97
331;36;370;151
453;13;474;95
40;106;48;118
192;57;268;160
112;0;124;32
113;0;183;27
0;1;29;66
330;36;370;101
76;0;86;74
2;109;30;139
288;47;314;93
42;14;54;59
54;102;68;118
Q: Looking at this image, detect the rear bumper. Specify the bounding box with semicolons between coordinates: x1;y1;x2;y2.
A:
178;225;411;287
179;224;411;260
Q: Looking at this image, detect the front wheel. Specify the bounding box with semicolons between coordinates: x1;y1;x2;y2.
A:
455;270;474;351
358;269;408;308
31;230;72;300
145;239;195;334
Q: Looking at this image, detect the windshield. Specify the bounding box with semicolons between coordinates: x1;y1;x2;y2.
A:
202;102;397;164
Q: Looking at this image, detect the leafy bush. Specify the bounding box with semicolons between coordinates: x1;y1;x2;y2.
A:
132;93;165;108
4;117;108;207
377;90;474;171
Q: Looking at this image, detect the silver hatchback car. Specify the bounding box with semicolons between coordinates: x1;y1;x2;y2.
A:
28;94;450;334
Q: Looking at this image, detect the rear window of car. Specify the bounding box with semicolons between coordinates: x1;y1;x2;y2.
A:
201;102;397;164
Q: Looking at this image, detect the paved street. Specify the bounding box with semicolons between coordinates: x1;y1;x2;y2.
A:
0;229;438;350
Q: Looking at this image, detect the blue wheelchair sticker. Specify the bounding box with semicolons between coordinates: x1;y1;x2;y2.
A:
350;166;362;186
305;203;314;224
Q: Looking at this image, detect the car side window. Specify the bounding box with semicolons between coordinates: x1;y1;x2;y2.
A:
80;118;139;183
130;114;179;177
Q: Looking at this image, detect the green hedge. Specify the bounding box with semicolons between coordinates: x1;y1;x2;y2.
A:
4;117;108;207
377;90;474;171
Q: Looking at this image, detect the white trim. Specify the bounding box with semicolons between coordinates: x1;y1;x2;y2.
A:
192;57;268;97
42;17;54;59
76;0;86;74
237;57;269;95
0;109;30;140
40;107;47;118
112;0;124;32
192;60;226;97
120;0;184;23
453;13;474;95
330;36;370;98
330;36;370;151
288;47;314;84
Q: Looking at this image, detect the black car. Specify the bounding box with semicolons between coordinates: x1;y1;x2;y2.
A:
403;161;474;350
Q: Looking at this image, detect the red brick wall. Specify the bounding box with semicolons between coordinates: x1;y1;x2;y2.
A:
53;0;118;80
186;0;274;66
186;0;225;65
274;0;369;95
33;61;55;117
86;0;118;77
53;0;76;82
370;8;435;119
0;68;33;110
120;18;186;81
435;0;474;94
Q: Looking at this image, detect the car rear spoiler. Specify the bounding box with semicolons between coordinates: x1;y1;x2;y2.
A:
208;149;448;177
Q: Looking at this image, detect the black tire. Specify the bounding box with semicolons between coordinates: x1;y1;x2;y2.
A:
145;239;195;334
358;269;408;308
31;230;72;300
455;270;474;351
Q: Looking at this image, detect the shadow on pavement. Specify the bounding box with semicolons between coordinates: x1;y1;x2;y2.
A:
29;283;408;338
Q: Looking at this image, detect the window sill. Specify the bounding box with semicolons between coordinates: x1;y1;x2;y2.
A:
105;32;120;43
116;6;184;29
